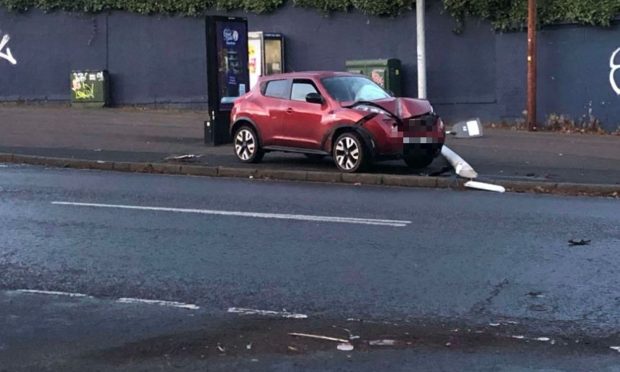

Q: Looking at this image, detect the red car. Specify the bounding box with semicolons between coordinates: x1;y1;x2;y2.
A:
230;71;445;173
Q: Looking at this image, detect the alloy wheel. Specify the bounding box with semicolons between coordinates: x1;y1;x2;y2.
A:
335;135;361;171
235;129;256;161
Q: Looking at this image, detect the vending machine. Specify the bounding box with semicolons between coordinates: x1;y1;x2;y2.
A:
205;16;250;146
248;32;285;90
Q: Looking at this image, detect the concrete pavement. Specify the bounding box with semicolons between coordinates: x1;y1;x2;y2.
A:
0;105;619;193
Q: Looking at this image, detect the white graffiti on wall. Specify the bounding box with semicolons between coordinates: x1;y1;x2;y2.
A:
0;33;17;65
610;48;620;95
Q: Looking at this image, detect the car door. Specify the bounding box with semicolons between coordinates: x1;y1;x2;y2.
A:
279;79;326;149
256;79;290;146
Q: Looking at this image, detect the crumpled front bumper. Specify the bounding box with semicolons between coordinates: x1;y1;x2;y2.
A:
372;112;445;158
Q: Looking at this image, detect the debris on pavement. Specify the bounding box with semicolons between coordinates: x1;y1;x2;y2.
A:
336;343;354;351
610;346;620;353
332;326;360;340
441;145;478;179
217;343;225;353
568;239;591;246
464;180;506;193
288;332;349;343
164;154;203;163
368;339;397;346
287;346;298;352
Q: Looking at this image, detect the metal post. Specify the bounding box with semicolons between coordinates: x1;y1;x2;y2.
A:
527;0;537;131
416;0;427;99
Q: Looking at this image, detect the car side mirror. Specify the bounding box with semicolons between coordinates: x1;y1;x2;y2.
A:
305;93;324;104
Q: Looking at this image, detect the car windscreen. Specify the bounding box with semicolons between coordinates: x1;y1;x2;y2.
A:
321;76;392;103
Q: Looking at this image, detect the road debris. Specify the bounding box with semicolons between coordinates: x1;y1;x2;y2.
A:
164;154;203;163
289;333;349;343
527;291;545;298
246;343;252;350
441;145;478;179
535;337;551;342
610;346;620;353
511;335;525;340
287;346;298;352
464;180;506;193
332;326;360;340
228;307;308;319
217;344;225;353
337;343;354;351
568;239;591;246
489;323;500;327
369;339;397;346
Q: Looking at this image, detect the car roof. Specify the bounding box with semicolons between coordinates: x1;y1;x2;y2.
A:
258;71;363;82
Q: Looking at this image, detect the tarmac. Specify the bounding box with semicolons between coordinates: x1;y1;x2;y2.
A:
0;105;619;196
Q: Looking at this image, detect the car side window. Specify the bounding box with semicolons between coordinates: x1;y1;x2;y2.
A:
291;81;318;102
263;80;289;99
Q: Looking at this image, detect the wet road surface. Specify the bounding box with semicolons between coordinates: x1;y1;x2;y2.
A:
1;164;619;370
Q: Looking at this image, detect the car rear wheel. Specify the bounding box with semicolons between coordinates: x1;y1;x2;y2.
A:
333;132;366;173
234;126;263;163
404;154;434;169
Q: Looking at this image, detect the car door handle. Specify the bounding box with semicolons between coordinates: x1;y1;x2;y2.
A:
286;108;293;114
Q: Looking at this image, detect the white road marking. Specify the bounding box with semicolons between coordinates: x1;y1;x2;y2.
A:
52;201;411;227
117;297;199;310
13;289;92;298
228;307;308;319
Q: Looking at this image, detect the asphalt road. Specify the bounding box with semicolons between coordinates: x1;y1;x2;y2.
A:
1;164;619;371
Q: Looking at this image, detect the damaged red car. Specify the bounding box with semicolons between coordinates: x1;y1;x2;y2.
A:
230;71;445;173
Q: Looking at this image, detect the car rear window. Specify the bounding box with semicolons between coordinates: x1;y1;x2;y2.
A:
263;80;289;99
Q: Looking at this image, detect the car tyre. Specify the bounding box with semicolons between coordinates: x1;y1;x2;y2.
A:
404;154;434;169
234;126;264;163
333;132;366;173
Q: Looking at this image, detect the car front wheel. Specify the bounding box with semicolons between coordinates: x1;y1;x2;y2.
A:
234;126;264;163
333;132;366;173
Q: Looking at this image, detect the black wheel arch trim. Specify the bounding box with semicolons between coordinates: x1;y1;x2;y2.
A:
321;116;377;159
231;117;263;146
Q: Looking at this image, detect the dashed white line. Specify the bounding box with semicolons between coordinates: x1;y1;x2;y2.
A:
12;289;92;298
228;307;308;319
52;201;411;227
117;297;200;310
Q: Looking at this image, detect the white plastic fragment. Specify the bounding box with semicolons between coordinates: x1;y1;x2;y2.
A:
441;145;478;179
464;180;506;193
489;323;501;327
610;346;620;353
511;335;525;339
289;333;349;343
369;339;397;346
535;337;551;342
337;343;354;351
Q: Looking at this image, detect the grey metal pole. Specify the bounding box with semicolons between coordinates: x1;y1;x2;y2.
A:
527;0;538;131
416;0;427;99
